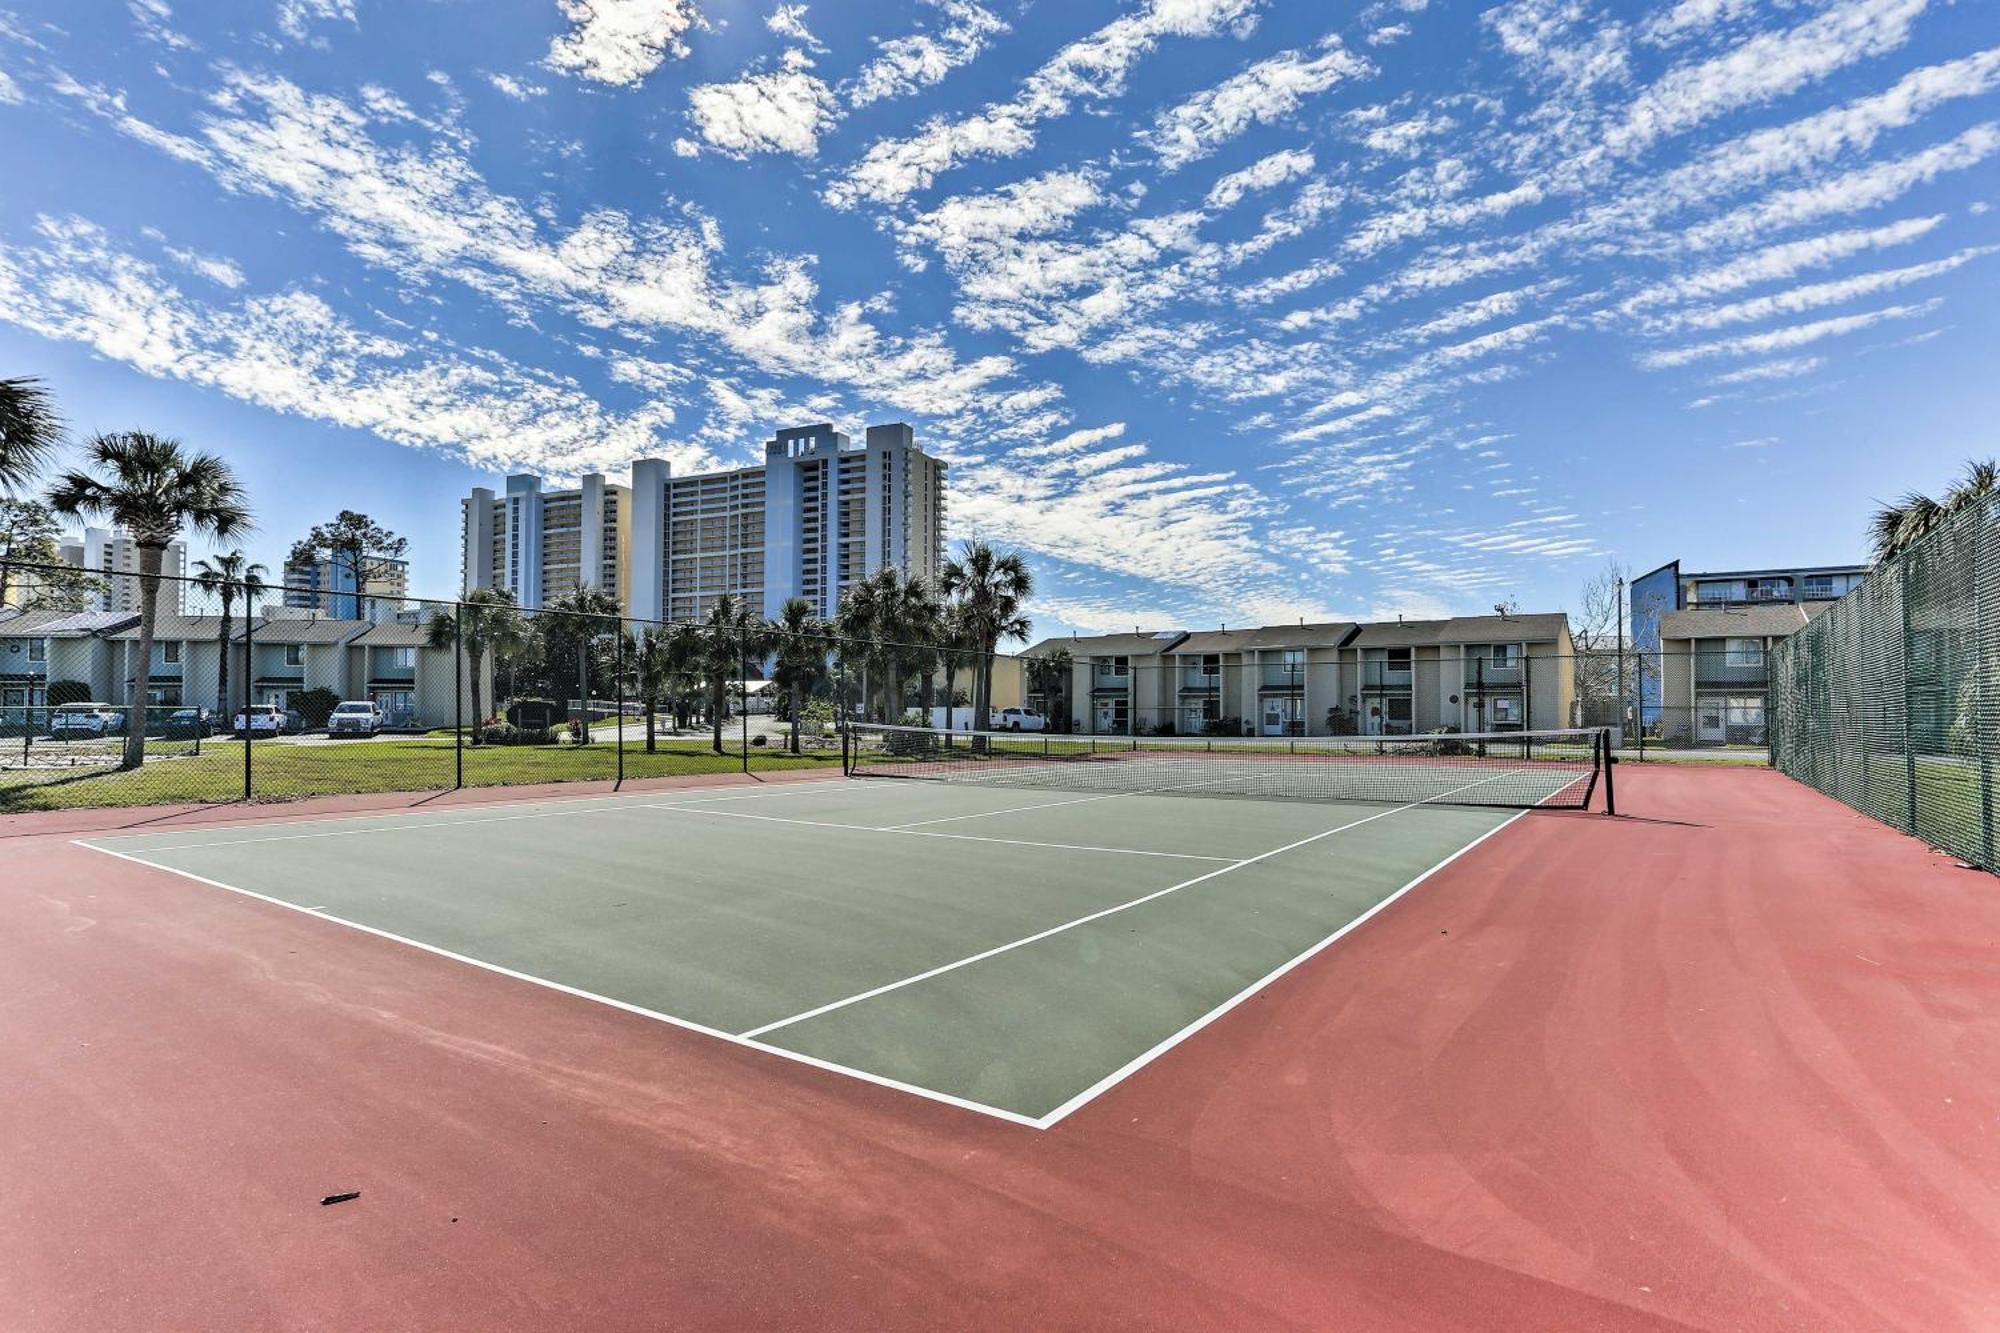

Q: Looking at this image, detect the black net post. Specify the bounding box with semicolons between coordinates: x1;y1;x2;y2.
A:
739;621;749;776
1601;729;1616;816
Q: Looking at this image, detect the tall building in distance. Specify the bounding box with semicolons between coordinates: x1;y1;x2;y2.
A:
460;473;631;610
465;421;946;622
282;554;410;624
56;527;187;615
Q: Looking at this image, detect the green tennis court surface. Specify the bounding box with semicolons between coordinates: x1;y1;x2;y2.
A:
82;777;1531;1126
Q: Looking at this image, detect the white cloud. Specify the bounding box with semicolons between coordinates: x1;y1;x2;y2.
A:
1640;298;1942;367
849;0;1007;108
1656;247;1994;332
486;72;549;100
0;216;710;477
1710;357;1824;383
1626;215;1946;307
0;69;20;106
1204;148;1314;210
766;4;819;48
1140;36;1371;170
685;64;837;157
546;0;704;86
276;0;356;44
828;0;1261;207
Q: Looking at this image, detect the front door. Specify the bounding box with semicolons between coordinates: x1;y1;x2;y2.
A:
1697;697;1727;743
1262;697;1298;736
1094;698;1128;734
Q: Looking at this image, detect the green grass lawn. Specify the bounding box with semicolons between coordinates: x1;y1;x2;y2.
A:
0;736;840;812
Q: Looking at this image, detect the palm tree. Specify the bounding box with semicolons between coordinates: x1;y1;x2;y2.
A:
630;625;675;753
769;597;830;754
940;540;1033;740
0;377;63;494
192;550;268;718
696;594;771;754
426;588;524;744
660;620;704;729
836;567;937;724
542;587;621;744
1870;459;1999;564
1025;645;1073;730
834;569;886;720
48;432;250;770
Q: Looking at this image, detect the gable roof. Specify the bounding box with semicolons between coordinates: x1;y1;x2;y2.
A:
1175;622;1359;653
1658;601;1835;641
0;610;142;638
247;616;372;644
351;621;437;648
1022;630;1188;658
1349;613;1571;647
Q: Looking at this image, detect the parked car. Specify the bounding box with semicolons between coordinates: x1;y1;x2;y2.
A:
326;700;385;737
994;707;1047;732
234;704;300;737
49;702;124;738
163;707;217;739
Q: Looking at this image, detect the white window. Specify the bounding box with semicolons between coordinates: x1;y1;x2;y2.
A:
1200;653;1220;675
161;641;182;665
1492;695;1517;722
1725;638;1764;668
389;647;414;670
1105;656;1129;678
1801;577;1836;599
1386;647;1412;672
27;637;46;665
1280;649;1304;675
284;643;305;667
1489;643;1515;667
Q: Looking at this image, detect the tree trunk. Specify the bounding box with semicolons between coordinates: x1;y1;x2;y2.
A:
710;676;726;754
789;681;802;754
920;669;936;728
215;591;233;717
468;645;485;747
124;543;165;770
645;699;657;753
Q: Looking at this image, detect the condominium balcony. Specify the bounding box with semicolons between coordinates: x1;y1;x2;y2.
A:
1259;664;1305;690
1693;655;1769;687
1462;658;1523;686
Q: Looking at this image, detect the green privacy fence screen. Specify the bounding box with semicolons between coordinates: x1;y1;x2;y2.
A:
1771;492;1999;872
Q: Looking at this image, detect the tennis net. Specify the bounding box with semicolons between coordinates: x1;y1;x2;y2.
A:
844;724;1612;811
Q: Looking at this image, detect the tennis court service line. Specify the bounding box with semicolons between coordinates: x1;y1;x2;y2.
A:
89;778;888;856
736;772;1509;1042
630;800;1236;862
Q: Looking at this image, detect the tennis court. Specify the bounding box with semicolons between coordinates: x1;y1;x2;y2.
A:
78;727;1609;1126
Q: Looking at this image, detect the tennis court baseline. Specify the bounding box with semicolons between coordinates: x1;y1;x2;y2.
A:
81;772;1544;1126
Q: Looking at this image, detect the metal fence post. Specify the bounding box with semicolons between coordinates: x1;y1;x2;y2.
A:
616;623;626;789
453;603;464;791
242;607;253;801
739;622;749;776
1981;502;1996;868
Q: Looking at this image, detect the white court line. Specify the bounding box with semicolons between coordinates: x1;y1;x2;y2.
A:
75;841;1048;1130
630;801;1234;863
881;785;1167;830
85;778;892;856
1031;807;1531;1128
737;771;1510;1041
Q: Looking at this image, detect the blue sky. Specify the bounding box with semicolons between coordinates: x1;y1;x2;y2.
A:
0;0;1994;633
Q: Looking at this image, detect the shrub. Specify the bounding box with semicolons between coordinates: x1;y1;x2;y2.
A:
1201;715;1243;738
479;722;558;746
46;679;90;707
289;687;340;728
750;733;767;747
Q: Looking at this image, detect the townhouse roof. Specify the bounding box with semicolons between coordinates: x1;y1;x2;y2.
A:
1348;613;1571;647
1658;601;1835;641
1681;564;1867;580
1022;630;1188;658
110;615;260;642
245;616;372;644
1174;621;1359;654
351;621;438;648
0;609;144;638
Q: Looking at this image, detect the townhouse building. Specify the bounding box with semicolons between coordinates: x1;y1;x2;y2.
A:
1656;601;1832;745
461;421;946;623
1630;558;1865;724
1023;613;1575;738
0;609;139;716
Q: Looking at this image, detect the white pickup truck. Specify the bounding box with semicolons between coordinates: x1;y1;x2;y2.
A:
327;700;385;737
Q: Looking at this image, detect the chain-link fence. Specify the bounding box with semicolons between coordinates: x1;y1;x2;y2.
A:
1772;494;1999;871
0;558;943;812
